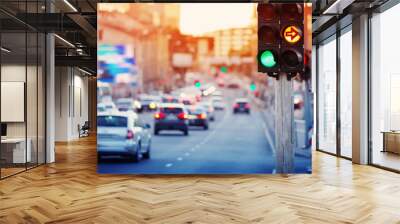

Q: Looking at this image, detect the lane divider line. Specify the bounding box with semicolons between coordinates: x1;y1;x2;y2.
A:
165;163;173;168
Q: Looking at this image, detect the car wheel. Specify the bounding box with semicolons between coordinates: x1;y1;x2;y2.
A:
154;128;159;135
97;153;102;163
204;125;209;130
130;145;141;162
183;129;189;136
143;142;151;159
210;117;215;121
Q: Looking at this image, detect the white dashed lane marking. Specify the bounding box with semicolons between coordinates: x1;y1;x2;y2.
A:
165;163;173;168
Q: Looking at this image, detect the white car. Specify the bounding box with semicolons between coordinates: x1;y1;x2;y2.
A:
212;97;226;110
98;102;118;112
198;101;215;121
97;111;152;162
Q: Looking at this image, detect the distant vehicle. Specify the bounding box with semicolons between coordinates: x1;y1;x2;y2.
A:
180;98;195;106
153;103;189;136
211;90;223;97
198;101;215;121
97;103;107;113
97;111;152;162
162;95;180;103
212;97;226;110
98;102;117;112
227;83;240;89
138;95;158;112
115;98;135;112
187;106;209;130
233;98;251;114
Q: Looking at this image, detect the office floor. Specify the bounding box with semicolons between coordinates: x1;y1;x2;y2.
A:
0;136;400;223
372;150;400;171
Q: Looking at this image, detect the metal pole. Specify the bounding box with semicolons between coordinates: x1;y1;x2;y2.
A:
275;73;295;174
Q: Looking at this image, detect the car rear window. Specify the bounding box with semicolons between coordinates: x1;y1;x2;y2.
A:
189;108;203;114
160;107;183;114
98;116;127;127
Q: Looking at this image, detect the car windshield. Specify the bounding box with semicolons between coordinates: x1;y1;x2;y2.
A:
98;116;127;127
160;107;183;114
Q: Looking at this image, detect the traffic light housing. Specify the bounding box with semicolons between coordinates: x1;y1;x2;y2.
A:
257;3;305;79
257;4;280;77
280;3;304;75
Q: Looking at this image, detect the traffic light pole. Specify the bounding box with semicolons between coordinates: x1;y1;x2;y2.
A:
275;72;295;174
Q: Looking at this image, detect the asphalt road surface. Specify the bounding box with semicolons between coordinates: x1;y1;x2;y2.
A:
97;89;311;174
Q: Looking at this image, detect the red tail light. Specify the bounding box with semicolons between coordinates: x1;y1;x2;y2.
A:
197;113;207;119
245;103;250;109
154;112;166;120
234;104;240;108
127;130;134;139
177;112;188;120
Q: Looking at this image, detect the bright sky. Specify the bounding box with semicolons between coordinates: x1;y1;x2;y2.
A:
180;3;255;36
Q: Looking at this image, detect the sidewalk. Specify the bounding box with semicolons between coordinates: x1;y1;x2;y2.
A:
250;95;311;159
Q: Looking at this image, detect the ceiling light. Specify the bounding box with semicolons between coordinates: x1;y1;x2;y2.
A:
1;47;11;53
63;0;78;12
54;34;75;48
78;68;93;76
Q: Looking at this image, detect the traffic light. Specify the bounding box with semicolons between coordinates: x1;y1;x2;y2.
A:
250;82;256;92
280;3;304;75
257;3;304;79
194;80;201;88
257;4;280;77
220;66;228;73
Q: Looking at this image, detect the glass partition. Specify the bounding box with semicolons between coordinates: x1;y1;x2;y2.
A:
339;28;352;158
317;36;337;154
0;1;46;179
371;3;400;171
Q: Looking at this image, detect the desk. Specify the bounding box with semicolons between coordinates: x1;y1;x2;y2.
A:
382;131;400;155
1;138;31;163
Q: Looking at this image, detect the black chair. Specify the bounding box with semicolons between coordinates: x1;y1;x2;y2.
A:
79;121;90;138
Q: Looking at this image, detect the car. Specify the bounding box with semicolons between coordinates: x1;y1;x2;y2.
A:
162;95;180;103
97;111;152;162
153;103;189;136
187;106;209;130
98;102;117;112
227;83;240;89
233;98;251;114
115;98;136;112
138;95;158;112
198;101;215;121
212;97;226;110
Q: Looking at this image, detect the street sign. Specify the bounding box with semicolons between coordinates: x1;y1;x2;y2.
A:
283;25;302;44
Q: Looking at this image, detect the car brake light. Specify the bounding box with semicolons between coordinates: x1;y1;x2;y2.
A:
127;130;134;139
234;104;240;108
154;112;165;119
197;113;207;119
177;112;188;120
245;103;250;109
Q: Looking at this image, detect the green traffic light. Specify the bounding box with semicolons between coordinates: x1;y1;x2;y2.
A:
260;50;277;68
220;66;227;73
195;82;201;88
250;83;256;92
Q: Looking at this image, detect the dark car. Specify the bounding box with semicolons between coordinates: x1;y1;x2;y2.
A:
154;103;189;135
187;106;209;130
233;98;250;114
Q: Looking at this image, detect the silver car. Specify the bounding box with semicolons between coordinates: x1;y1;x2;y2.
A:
97;111;151;162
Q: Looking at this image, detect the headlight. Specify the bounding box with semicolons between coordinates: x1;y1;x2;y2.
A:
149;102;156;109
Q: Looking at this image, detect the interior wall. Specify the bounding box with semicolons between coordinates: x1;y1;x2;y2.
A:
54;67;89;141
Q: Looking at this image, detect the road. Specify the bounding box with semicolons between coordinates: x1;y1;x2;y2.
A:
97;89;311;174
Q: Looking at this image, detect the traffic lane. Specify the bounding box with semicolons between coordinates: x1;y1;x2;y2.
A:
97;112;223;174
164;108;276;174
